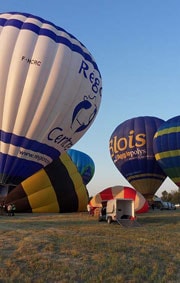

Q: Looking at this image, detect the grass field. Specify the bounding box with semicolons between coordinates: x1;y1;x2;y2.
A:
0;209;179;283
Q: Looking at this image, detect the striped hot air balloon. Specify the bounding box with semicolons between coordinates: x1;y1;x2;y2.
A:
153;115;180;187
0;12;102;186
89;186;149;214
5;152;89;213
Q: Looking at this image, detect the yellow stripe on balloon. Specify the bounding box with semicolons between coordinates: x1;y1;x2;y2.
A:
155;150;180;161
22;169;59;212
154;126;180;138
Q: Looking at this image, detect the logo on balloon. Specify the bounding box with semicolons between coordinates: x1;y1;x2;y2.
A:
109;130;147;162
70;95;97;133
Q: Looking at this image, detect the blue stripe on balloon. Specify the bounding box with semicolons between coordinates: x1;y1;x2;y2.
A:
0;130;59;159
1;12;74;36
154;132;180;152
0;152;43;184
0;13;100;75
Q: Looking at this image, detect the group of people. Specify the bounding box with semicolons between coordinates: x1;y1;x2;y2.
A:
0;201;16;216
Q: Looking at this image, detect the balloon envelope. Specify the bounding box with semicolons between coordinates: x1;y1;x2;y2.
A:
153;115;180;187
5;152;89;213
67;149;95;185
0;12;102;185
89;186;149;213
109;116;167;200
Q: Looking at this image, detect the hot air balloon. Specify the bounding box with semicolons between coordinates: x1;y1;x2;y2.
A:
89;186;149;213
0;12;102;186
5;151;89;213
67;149;95;185
109;116;167;200
153;115;180;187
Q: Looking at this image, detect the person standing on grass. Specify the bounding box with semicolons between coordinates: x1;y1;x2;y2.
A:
87;204;91;215
11;203;16;216
87;204;94;216
7;204;12;216
2;201;6;216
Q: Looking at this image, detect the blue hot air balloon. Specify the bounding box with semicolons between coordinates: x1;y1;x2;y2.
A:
0;12;102;186
67;149;95;185
153;115;180;187
109;116;167;200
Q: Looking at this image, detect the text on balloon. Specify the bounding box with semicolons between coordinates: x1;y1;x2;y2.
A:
109;130;146;159
48;127;73;150
79;60;102;96
21;56;41;66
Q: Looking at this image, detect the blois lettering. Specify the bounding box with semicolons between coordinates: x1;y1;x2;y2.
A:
109;130;146;158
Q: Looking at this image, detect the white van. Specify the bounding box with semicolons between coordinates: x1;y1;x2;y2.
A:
99;198;135;224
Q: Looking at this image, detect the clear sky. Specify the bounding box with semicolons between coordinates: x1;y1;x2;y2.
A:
0;1;179;197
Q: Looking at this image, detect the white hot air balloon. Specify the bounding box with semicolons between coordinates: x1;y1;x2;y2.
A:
0;12;102;186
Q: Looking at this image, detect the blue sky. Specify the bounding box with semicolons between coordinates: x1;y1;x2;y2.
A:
1;1;180;197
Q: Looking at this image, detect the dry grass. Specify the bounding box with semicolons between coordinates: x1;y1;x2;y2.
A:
0;209;180;283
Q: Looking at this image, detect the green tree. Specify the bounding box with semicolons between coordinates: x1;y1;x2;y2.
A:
171;188;180;204
161;188;180;204
161;190;168;201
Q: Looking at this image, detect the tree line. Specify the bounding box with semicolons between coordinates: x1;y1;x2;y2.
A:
160;187;180;204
